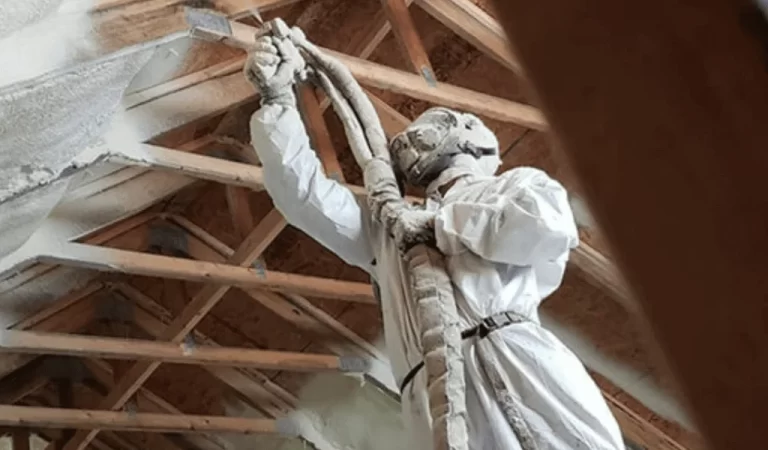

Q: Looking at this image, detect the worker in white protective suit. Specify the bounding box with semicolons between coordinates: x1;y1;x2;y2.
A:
245;34;625;450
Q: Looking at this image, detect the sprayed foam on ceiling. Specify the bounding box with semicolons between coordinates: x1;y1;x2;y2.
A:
0;48;153;258
0;0;63;39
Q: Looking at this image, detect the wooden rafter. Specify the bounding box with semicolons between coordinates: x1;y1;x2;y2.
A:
605;393;687;450
118;285;296;417
12;430;30;450
0;283;100;379
38;243;376;305
297;85;345;181
0;330;364;373
0;405;286;435
225;186;257;241
380;0;436;84
59;210;286;450
88;0;302;53
415;0;520;73
163;216;399;391
115;286;342;450
326;48;545;128
223;21;545;128
32;383;191;450
82;359;227;450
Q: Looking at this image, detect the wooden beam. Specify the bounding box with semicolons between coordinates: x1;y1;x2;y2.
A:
368;92;411;137
108;144;263;189
60;211;287;450
90;0;301;54
0;211;152;301
119;287;344;450
489;1;768;448
225;186;256;241
164;217;398;391
327;48;545;128
82;359;227;450
224;21;544;128
32;383;187;450
0;330;364;374
0;373;48;405
0;283;100;379
39;243;376;305
12;429;30;450
415;0;520;73
605;394;687;450
123;57;246;109
297;85;345;181
570;244;634;312
346;0;415;61
317;2;412;112
119;285;296;417
380;0;436;83
0;405;287;435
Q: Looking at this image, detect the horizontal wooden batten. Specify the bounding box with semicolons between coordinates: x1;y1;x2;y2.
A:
0;405;292;435
226;21;546;129
0;330;367;373
38;243;376;304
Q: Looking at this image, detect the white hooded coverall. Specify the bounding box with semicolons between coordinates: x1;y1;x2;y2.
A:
251;103;625;450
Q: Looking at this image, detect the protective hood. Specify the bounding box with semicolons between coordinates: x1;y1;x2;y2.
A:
389;107;500;188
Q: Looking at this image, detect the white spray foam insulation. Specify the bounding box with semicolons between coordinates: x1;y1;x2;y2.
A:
0;0;97;88
0;0;63;39
0;51;153;257
291;373;408;450
0;178;70;257
0;50;153;198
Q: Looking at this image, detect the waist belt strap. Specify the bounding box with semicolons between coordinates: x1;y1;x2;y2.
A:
399;311;527;393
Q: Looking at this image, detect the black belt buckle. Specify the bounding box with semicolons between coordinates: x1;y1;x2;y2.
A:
480;312;519;338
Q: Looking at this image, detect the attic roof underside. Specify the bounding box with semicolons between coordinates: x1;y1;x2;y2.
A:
0;1;703;449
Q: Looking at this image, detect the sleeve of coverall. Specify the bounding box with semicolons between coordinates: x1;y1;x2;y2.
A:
434;167;579;266
250;103;375;273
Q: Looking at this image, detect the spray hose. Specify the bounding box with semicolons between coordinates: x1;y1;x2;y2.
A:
256;19;470;450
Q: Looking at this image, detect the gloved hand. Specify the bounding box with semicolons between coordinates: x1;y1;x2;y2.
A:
244;32;306;107
393;208;437;253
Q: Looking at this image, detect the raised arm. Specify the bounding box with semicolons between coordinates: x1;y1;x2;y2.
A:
245;35;374;273
250;104;374;271
435;167;579;266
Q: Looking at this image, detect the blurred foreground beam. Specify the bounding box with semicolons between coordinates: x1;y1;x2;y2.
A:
0;405;288;435
489;0;768;448
0;330;366;374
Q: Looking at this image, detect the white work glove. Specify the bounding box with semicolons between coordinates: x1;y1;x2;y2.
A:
393;208;437;253
244;33;306;106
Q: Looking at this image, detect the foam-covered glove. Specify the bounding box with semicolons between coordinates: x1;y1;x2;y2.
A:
244;34;306;107
393;208;437;253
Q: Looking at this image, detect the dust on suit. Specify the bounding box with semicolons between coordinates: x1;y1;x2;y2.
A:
250;103;625;450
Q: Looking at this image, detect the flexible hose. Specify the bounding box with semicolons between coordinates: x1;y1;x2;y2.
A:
280;25;471;450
